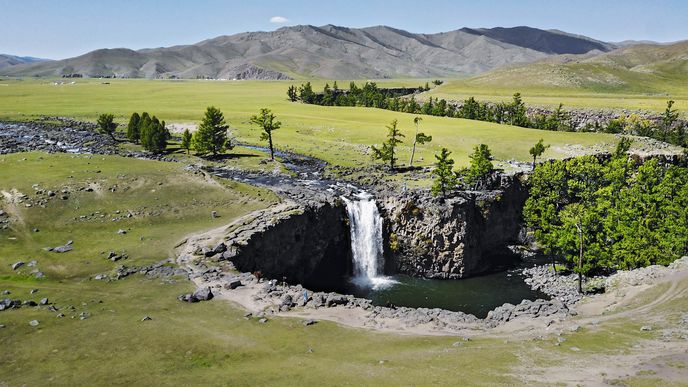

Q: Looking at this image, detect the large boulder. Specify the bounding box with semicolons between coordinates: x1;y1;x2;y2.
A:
192;287;214;301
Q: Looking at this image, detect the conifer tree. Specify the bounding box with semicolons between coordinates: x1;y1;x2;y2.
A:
371;119;404;170
126;112;141;143
431;148;457;198
193;106;231;156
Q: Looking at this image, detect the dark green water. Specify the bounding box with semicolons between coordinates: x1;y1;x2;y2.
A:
341;262;548;318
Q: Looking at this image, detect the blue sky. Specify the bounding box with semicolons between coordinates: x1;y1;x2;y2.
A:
1;0;687;59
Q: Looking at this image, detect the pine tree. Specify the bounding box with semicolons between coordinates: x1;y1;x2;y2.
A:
193;106;231;156
250;108;281;160
181;129;192;154
287;85;298;102
431;148;457;198
140;116;167;154
126;112;141;143
464;144;494;187
528;139;549;170
409;116;432;166
371;119;405;170
97;113;117;141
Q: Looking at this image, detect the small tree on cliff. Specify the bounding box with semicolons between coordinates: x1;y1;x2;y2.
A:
431;148;458;198
529;139;549;170
250;108;281;160
409;116;432;167
372;119;404;170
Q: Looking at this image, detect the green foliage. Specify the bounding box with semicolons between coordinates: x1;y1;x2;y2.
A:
431;148;457;197
371;119;404;170
287;85;298;102
614;137;632;157
249;108;281;160
464;144;494;187
508;93;529;127
524;151;688;277
193;106;231;156
96;113;117;139
181;129;192;154
298;82;315;104
529;138;549;169
409;116;432;166
140;115;168;154
126;112;141;143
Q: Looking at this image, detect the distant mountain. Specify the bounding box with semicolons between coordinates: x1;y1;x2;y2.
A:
1;25;618;79
0;54;51;69
462;40;688;92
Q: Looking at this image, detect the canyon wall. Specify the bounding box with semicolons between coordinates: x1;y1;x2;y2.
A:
380;174;529;279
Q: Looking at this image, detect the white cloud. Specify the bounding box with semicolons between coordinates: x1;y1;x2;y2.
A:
269;16;290;24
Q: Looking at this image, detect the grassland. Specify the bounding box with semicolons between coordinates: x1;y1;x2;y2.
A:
427;42;688;112
2;152;687;385
0;78;621;168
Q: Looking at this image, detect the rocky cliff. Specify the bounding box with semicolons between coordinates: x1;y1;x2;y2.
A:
380;174;528;279
228;201;352;289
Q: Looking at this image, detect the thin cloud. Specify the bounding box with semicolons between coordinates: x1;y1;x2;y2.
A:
270;16;290;24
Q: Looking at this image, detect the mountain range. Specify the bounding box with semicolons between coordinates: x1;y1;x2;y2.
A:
0;54;50;69
1;25;619;79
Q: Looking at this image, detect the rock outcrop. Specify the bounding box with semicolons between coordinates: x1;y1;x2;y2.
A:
220;202;352;289
380;174;528;278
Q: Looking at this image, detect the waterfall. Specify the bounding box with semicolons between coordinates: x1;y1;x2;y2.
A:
343;192;396;290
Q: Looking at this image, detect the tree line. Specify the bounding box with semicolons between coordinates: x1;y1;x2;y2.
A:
524;141;688;292
289;82;687;147
97;107;281;158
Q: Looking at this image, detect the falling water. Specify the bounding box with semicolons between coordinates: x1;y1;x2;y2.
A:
343;192;396;290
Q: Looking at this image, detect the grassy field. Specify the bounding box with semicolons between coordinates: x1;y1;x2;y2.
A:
0;78;621;168
427;80;688;112
2;153;686;385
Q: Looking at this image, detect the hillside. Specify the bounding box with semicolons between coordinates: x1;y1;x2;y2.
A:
460;40;688;93
0;54;50;69
1;25;614;79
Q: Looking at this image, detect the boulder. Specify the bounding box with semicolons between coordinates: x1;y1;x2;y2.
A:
192;287;213;301
225;279;242;290
11;261;24;270
29;319;40;327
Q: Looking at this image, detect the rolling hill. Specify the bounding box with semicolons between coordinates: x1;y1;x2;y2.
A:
460;40;688;93
0;54;50;69
1;25;615;79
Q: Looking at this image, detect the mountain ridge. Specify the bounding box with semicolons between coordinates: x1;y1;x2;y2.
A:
1;25;618;79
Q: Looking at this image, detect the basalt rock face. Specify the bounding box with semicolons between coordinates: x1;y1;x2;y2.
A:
380;174;528;279
230;202;351;289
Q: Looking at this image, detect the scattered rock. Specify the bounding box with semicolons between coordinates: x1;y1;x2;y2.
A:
640;325;653;332
303;319;317;326
258;318;268;324
192;287;214;301
117;229;127;235
39;298;49;305
11;261;24;270
225;279;242;290
29;319;39;327
141;316;152;322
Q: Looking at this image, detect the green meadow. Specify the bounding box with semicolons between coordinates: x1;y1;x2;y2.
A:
1;152;685;385
0;78;620;168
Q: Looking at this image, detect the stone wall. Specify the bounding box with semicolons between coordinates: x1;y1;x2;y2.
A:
380;174;529;279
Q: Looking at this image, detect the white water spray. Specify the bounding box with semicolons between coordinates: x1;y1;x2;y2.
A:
343;192;396;290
